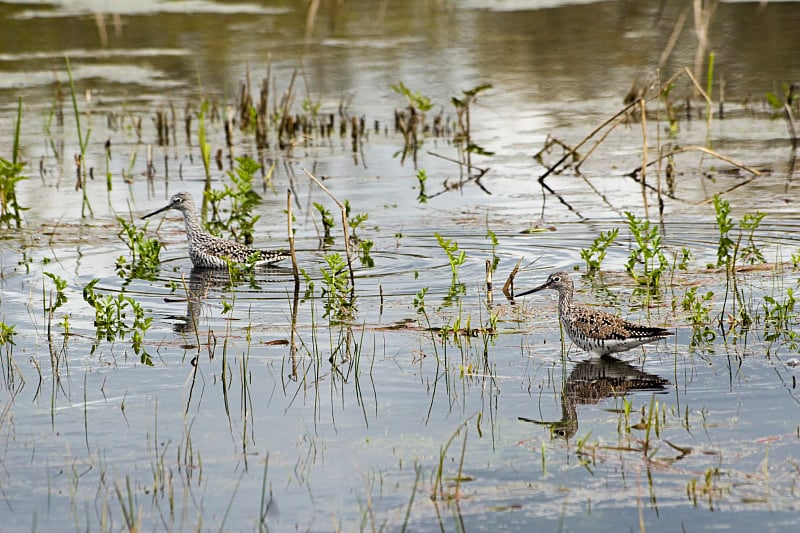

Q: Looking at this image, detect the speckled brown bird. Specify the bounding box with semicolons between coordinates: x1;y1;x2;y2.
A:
142;191;289;269
517;271;672;357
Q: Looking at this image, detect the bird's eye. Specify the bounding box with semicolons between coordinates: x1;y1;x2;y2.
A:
552;276;560;282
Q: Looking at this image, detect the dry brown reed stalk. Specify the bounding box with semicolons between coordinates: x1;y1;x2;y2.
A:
783;84;799;143
692;0;717;92
286;189;299;284
573;117;626;173
502;257;523;301
146;144;154;180
426;150;491;193
682;66;713;118
155;108;170;146
302;168;356;292
73;154;82;190
278;70;298;149
239;61;253;128
184;103;192;145
304;0;321;42
639;98;649;218
626;144;761;203
659;4;691;68
224;106;235;162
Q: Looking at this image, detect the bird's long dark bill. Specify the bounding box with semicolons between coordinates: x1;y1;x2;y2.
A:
516;283;548;297
141;204;171;220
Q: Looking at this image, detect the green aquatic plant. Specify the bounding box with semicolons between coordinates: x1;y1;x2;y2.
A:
0;98;26;228
415;169;428;203
413;287;429;314
391;81;433;113
485;224;500;271
580;227;619;272
737;211;766;265
0;157;27;229
345;199;368;240
712;195;734;268
762;287;796;336
204;156;263;244
0;321;15;348
313;201;335;244
224;253;261;288
115;217;163;280
435;232;466;282
0;321;17;387
82;279;153;365
451;83;495;170
43;272;68;313
358;239;374;268
681;286;714;327
624;212;667;289
320;252;355;323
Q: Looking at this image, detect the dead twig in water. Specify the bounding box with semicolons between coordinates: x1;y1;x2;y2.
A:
502;257;524;301
302;168;355;294
537;99;641;184
626;144;761;181
426;150;492;195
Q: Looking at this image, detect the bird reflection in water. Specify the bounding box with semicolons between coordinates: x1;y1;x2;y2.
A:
171;267;292;345
170;268;232;342
519;355;670;440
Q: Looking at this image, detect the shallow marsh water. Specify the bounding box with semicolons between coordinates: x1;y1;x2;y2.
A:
1;0;800;531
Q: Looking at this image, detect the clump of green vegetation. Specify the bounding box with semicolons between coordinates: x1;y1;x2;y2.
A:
313;202;335;245
413;287;429;314
357;240;374;268
391;81;433;156
451;83;495;168
205;156;263;244
712;195;735;269
0;322;16;351
345;200;368;240
681;287;714;328
435;233;467;306
711;196;765;268
82;280;153;365
737;211;766;265
435;233;466;282
624;212;667;289
115;217;163;280
44;272;68;312
0;158;27;228
344;200;373;268
415;169;428;203
485;224;499;271
0;320;16;386
320;253;355;323
580;228;618;272
762;287;796;339
391;81;433;113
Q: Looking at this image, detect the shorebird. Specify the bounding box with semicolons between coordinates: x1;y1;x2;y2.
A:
142;191;290;269
517;271;672;357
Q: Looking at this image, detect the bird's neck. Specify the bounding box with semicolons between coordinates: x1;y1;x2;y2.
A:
182;209;208;241
558;289;574;313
